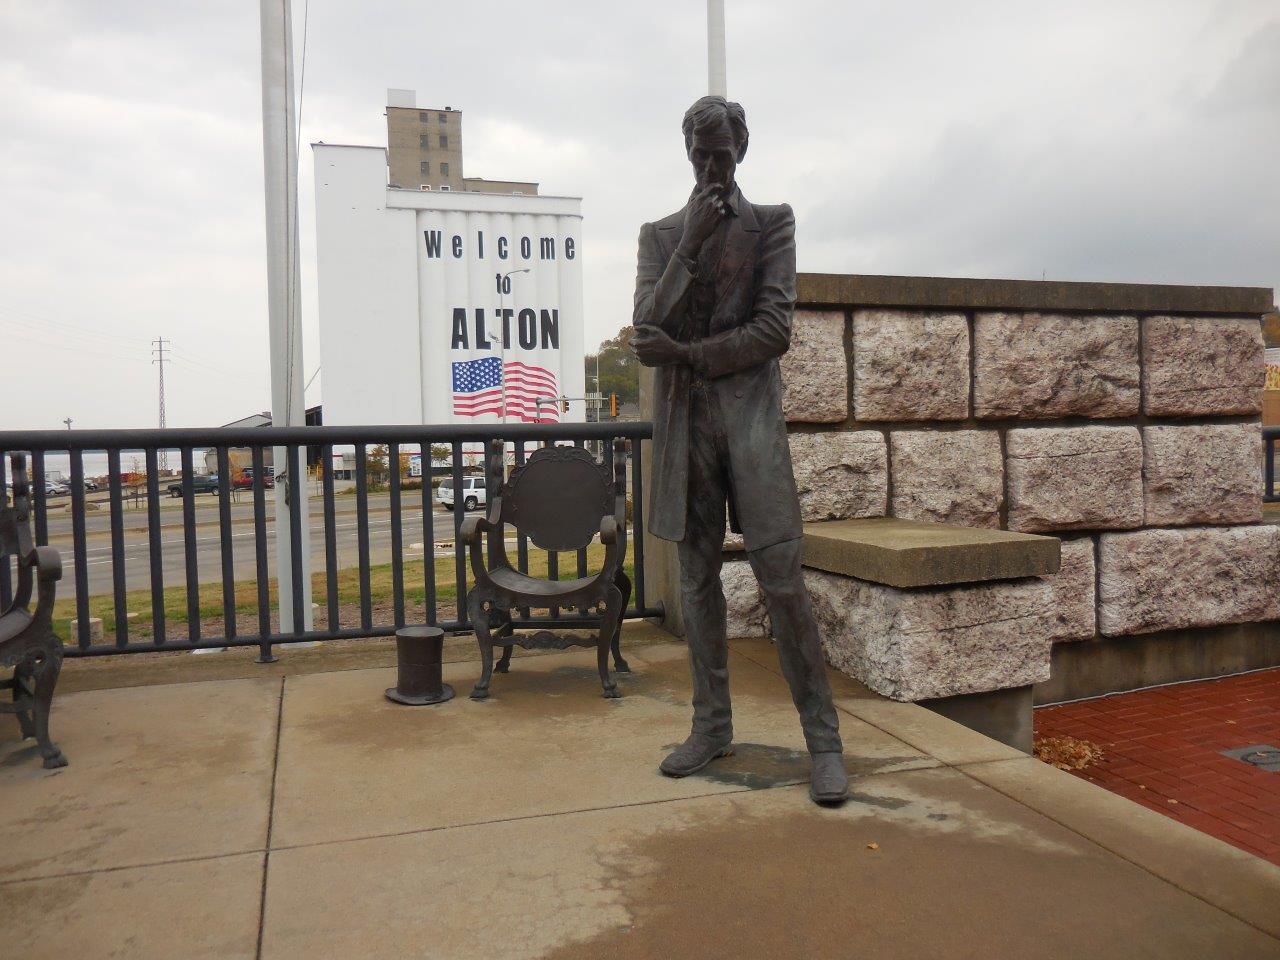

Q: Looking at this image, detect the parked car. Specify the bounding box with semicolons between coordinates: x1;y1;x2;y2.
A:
233;467;274;490
44;480;70;497
168;475;220;497
436;475;487;511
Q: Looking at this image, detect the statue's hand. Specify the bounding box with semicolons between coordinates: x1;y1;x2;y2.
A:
678;185;729;257
631;326;690;368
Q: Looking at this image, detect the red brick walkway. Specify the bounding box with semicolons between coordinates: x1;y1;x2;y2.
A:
1034;668;1280;865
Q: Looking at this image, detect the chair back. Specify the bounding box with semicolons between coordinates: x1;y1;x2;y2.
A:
502;445;613;552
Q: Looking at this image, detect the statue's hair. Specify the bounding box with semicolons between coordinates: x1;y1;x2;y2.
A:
681;96;748;157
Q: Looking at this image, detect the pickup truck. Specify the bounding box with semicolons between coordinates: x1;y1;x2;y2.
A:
168;475;221;497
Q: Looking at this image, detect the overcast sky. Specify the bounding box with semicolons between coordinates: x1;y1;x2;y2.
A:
1;0;1276;431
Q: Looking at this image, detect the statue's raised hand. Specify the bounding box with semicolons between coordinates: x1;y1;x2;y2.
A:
678;185;729;258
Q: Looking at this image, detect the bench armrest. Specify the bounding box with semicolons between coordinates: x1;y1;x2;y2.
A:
462;497;505;589
598;516;620;577
31;545;61;623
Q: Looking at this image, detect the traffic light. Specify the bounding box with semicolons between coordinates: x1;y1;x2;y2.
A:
609;393;618;418
560;395;570;413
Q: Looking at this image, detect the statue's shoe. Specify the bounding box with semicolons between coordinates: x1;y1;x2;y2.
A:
809;752;849;805
659;733;734;777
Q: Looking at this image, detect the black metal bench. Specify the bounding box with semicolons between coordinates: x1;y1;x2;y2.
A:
1;453;67;768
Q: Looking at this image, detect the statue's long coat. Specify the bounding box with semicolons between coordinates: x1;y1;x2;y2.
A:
632;189;803;550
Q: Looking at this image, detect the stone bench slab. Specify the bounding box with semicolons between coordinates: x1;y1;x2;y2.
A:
800;517;1061;588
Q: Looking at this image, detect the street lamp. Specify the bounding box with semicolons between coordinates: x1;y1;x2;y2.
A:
495;268;531;424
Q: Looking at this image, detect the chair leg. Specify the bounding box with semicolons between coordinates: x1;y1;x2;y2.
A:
597;584;623;699
32;649;67;769
611;570;632;674
469;593;496;701
13;664;35;740
494;612;514;673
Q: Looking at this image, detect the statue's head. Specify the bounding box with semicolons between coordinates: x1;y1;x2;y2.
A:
682;95;748;194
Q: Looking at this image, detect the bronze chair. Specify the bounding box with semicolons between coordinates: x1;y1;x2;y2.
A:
1;453;67;768
461;438;631;700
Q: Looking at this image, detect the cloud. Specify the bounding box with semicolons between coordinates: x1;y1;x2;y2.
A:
0;0;1276;430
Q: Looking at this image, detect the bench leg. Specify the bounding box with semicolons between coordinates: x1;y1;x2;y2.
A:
494;614;514;673
12;665;35;740
597;584;623;699
469;593;495;701
33;649;67;769
611;570;632;674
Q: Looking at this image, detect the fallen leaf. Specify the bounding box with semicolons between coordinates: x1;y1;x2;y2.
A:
1167;799;1179;805
1033;734;1106;771
866;842;879;850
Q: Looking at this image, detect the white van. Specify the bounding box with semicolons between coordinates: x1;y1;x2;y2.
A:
436;475;487;511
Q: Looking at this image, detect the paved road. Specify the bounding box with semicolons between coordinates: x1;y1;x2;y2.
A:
42;493;472;597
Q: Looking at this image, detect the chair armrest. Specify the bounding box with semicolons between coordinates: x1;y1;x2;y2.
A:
459;514;489;546
462;498;505;591
598;515;620;578
599;515;619;545
34;546;62;583
613;494;628;554
31;545;61;623
460;498;502;545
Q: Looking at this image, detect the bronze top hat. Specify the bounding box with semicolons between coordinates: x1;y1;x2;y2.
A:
385;625;454;706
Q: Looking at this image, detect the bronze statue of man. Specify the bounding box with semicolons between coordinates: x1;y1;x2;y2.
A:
631;95;847;804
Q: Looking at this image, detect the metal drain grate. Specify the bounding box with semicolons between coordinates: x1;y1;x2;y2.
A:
1221;744;1280;773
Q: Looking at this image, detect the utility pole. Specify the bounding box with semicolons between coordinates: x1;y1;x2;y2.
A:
707;0;727;97
152;336;170;471
63;417;73;430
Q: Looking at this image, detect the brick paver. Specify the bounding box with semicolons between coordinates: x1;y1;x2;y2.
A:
1035;668;1280;865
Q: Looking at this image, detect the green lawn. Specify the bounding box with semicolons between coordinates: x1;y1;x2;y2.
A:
55;543;634;642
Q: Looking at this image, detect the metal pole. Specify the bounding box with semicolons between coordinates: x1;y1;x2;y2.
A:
498;268;530;425
707;0;727;97
259;0;313;633
498;284;507;425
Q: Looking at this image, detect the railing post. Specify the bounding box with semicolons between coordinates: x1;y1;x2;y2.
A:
144;448;166;646
216;447;237;645
322;444;340;632
0;454;9;609
389;441;405;628
107;451;128;648
180;447;201;644
251;445;276;663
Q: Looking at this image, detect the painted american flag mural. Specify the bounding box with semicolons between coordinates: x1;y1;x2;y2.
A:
452;356;561;423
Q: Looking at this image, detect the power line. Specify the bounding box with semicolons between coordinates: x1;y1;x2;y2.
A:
152;337;170;471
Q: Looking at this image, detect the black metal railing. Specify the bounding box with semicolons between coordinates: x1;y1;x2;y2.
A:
0;423;659;661
1266;427;1278;504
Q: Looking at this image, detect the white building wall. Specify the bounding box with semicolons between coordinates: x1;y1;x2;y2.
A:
313;144;585;428
313;145;422;425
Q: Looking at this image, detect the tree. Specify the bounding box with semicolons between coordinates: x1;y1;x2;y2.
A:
585;326;639;407
367;444;390;486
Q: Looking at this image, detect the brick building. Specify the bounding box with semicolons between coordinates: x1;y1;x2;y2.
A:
385;88;538;196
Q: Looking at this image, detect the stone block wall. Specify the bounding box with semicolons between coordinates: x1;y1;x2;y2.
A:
694;276;1278;698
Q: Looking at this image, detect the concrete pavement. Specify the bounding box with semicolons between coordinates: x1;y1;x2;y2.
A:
2;625;1279;959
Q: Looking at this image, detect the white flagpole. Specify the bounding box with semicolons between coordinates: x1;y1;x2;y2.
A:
260;0;313;639
707;0;727;97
